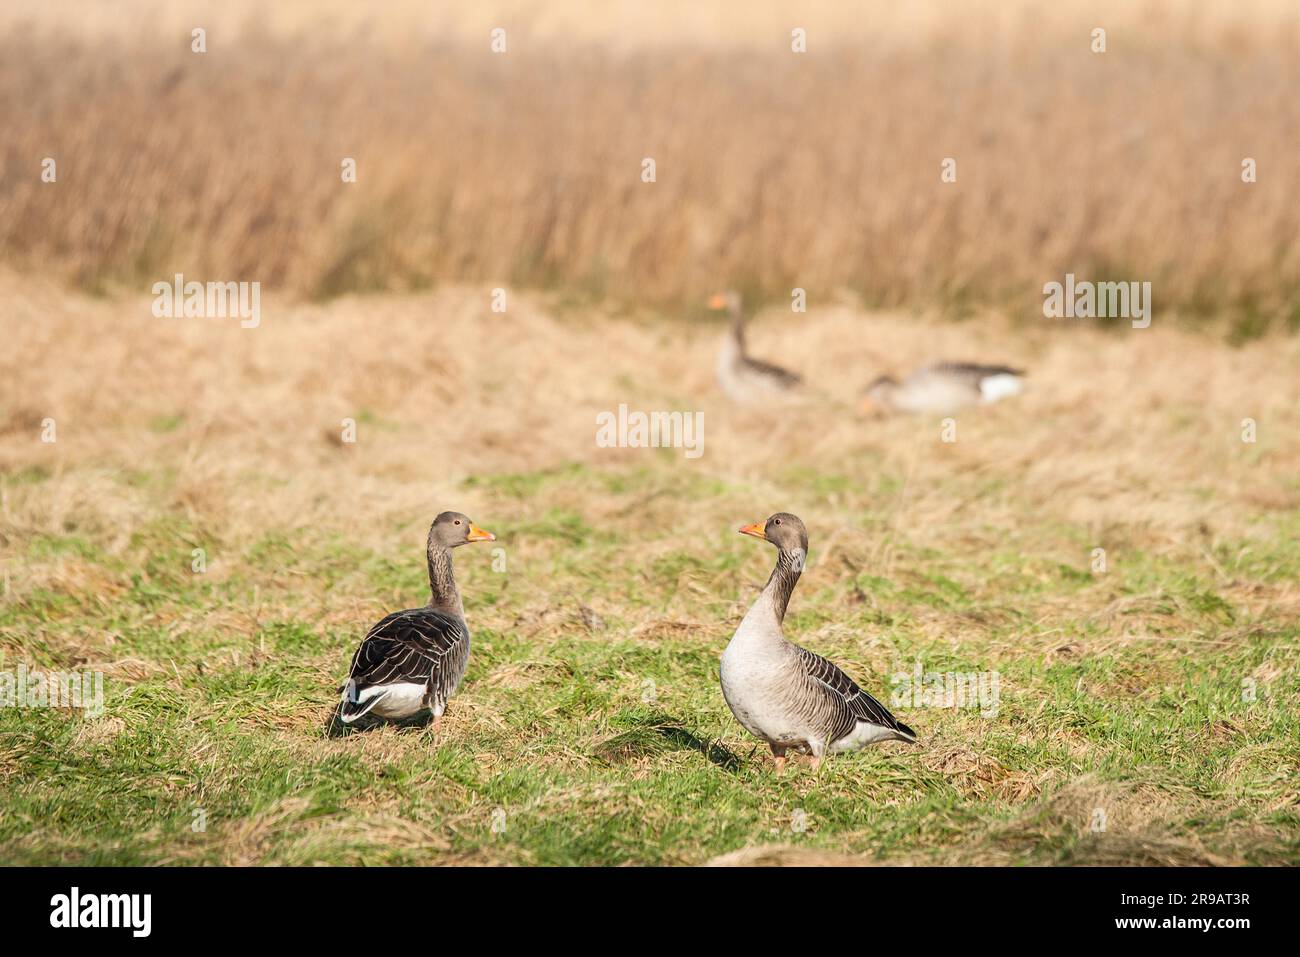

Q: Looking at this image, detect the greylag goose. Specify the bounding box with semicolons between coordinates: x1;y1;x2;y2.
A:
721;513;916;770
709;291;802;403
860;362;1025;415
339;511;495;727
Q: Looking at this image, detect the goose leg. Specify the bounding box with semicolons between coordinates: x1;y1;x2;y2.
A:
808;740;825;773
770;743;788;773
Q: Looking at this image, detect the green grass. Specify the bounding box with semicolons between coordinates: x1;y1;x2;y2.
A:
1;460;1298;866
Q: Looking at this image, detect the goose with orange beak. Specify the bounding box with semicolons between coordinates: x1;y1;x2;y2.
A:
721;513;916;770
339;511;496;729
709;290;802;404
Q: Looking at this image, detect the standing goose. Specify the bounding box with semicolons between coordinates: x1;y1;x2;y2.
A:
720;513;915;770
860;361;1025;415
709;291;802;404
339;511;496;727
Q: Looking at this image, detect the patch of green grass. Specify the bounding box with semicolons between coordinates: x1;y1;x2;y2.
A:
462;462;589;499
1;461;1297;866
148;413;185;433
1;464;53;485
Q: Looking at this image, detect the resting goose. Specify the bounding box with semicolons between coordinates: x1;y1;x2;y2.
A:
720;513;916;770
339;511;495;727
860;362;1025;415
709;291;802;403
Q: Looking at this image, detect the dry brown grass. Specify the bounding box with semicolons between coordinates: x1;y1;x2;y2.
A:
3;0;1300;318
3;272;1297;596
707;778;1250;866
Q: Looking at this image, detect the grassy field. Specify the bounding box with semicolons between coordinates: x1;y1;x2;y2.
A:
1;278;1297;865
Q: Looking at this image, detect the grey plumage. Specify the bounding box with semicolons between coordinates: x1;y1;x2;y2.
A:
863;361;1025;414
793;645;914;745
339;511;495;725
341;608;470;722
720;513;915;768
711;291;802;403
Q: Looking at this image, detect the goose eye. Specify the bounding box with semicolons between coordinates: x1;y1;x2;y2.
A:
454;520;461;525
774;519;781;525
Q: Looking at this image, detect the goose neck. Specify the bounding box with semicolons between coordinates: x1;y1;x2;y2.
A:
426;544;464;618
762;548;804;622
729;313;747;353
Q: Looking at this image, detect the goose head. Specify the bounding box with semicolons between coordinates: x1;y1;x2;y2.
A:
739;512;808;554
708;290;743;317
859;375;898;415
429;510;496;549
710;291;746;353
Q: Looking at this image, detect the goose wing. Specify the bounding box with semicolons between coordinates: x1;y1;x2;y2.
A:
908;362;1024;407
925;358;1024;392
924;361;1024;383
796;646;915;742
345;607;469;713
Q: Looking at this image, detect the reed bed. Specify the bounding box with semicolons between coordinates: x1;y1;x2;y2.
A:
2;0;1299;322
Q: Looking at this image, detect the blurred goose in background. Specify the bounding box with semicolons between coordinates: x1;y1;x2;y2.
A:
709;291;802;404
860;361;1025;415
720;513;916;770
339;511;495;728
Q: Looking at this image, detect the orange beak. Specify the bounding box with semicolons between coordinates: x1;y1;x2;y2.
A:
467;524;496;542
738;522;767;541
708;293;728;310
